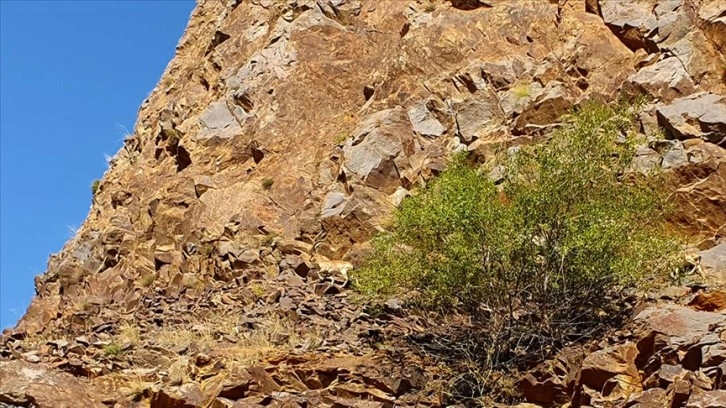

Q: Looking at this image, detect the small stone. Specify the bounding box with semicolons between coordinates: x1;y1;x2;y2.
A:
266;289;281;304
195;353;212;366
669;379;691;407
279;296;295;310
384;298;403;313
658;364;686;385
662;142;689;169
173;344;189;355
48;339;69;349
22;352;41;363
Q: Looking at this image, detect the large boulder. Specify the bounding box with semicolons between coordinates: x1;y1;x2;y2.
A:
634;305;726;348
342;108;418;194
627;57;695;102
577;343;642;404
0;360;106;408
598;0;659;52
657;93;726;147
700;243;726;283
668;142;726;243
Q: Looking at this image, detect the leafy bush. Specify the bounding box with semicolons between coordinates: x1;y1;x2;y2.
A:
262;178;275;190
102;343;123;356
140;274;155;288
355;101;679;369
91;179;101;195
165;128;181;146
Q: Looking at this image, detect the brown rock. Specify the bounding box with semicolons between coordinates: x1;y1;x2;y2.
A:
218;369;252;399
519;373;567;406
658;364;687;386
689;291;726;312
701;342;726;369
700;244;726;284
0;360;106;408
150;382;207;408
635;305;726;348
657;93;726;147
598;0;658;52
247;366;280;394
715;361;726;389
513;81;575;135
686;390;726;408
669;148;726;244
627;57;696;102
669;379;692;407
623;387;669;408
578;343;642;402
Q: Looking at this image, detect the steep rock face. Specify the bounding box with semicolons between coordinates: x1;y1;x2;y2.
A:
15;0;644;337
2;0;726;406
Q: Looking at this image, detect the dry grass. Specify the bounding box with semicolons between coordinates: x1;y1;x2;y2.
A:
100;312;327;403
18;330;74;350
249;282;267;299
95;371;154;401
152;321;223;352
147;311;322;366
117;324;141;345
511;82;531;99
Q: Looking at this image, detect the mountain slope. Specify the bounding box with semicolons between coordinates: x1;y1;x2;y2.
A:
2;0;725;407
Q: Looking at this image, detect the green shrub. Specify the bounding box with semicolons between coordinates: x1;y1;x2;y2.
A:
355;100;679;368
91;179;101;195
140;274;155;287
201;244;215;256
333;132;349;146
166;128;181;146
102;343;123;356
262;178;275;190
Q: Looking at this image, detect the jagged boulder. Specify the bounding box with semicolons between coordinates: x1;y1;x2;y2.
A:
577;343;642;405
598;0;659;52
657;93;726;147
700;244;726;284
627;57;696;102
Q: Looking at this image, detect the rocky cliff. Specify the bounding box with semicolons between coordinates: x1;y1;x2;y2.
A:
2;1;726;407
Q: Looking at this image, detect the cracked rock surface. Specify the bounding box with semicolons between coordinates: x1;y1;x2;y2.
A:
2;0;725;407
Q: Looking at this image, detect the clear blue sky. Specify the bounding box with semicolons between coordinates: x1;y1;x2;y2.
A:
1;0;195;329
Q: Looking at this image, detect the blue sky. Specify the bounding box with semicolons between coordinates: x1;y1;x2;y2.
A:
1;0;195;329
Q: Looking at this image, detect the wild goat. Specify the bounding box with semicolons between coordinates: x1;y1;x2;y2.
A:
310;231;352;287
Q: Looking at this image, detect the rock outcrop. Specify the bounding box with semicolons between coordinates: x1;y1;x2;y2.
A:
2;0;725;406
0;360;106;407
520;292;726;408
